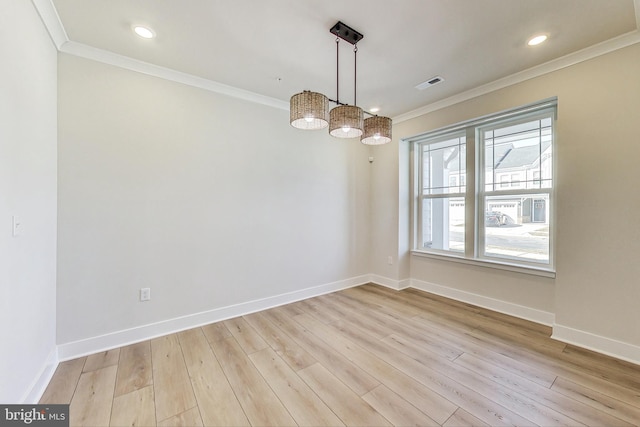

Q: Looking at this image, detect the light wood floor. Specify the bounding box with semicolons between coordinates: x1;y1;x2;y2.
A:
41;284;640;426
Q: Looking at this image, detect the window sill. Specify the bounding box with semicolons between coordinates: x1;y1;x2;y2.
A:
411;250;556;278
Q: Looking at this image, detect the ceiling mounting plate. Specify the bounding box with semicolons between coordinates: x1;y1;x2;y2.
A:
330;21;364;45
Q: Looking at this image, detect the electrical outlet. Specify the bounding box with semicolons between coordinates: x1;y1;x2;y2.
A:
140;288;151;301
387;256;393;265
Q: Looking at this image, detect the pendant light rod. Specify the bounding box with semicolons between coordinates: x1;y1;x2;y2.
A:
335;38;340;104
353;44;357;106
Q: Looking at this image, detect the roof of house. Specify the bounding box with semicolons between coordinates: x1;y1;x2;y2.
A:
496;140;552;170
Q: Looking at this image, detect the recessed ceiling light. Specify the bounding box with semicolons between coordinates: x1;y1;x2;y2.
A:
527;34;548;46
133;26;155;39
369;107;380;113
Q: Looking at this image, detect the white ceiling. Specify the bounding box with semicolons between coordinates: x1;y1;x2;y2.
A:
44;0;640;119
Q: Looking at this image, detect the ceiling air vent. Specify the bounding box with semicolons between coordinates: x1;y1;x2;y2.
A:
415;76;444;90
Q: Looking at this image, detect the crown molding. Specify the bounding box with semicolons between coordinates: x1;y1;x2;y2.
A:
393;30;640;124
31;0;68;49
30;0;289;111
60;41;290;111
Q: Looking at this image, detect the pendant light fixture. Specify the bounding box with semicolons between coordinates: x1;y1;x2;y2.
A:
329;105;364;138
362;115;392;145
290;21;392;145
289;91;329;130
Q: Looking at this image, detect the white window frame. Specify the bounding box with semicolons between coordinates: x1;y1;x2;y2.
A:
415;132;467;256
409;98;557;277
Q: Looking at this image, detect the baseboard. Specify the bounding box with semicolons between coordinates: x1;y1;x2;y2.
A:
410;279;556;326
57;275;369;361
22;347;58;404
369;274;411;290
552;324;640;366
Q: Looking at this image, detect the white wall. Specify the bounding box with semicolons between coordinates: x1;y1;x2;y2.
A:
0;0;58;402
374;43;640;360
56;54;371;348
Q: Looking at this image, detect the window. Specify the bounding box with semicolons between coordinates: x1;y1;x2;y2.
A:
418;134;466;253
412;99;556;272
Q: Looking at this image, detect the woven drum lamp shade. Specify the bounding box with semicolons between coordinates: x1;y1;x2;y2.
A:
329;105;364;138
361;116;392;145
290;91;329;130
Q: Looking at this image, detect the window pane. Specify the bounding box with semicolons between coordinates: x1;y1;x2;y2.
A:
484;194;550;263
484;118;552;192
422;136;466;195
422;197;465;252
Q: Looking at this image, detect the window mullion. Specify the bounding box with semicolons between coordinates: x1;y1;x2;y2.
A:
413;144;424;249
465;127;475;258
477;127;486;259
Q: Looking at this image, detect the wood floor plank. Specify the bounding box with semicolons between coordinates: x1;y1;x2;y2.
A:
224;316;269;354
327;292;464;361
110;385;156;427
443;408;491;427
402;286;552;336
293;313;458;425
335;290;488;359
559;345;640;391
551;377;640;425
342;287;423;317
388;286;551;338
361;384;439;427
150;334;197;423
367;284;554;349
293;298;343;324
383;331;583;426
314;294;396;339
39;357;86;404
83;348;120;372
69;365;117;427
201;321;232;343
298;363;392;427
409;314;558;387
379;284;540;332
558;370;640;411
365;285;566;354
243;311;317;371
178;328;249;427
249;347;344;426
460;322;640;404
157;407;203;427
329;318;532;427
275;302;307;316
260;307;380;396
329;289;402;322
115;341;152;397
453;351;635;426
360;282;638;409
208;336;296;426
